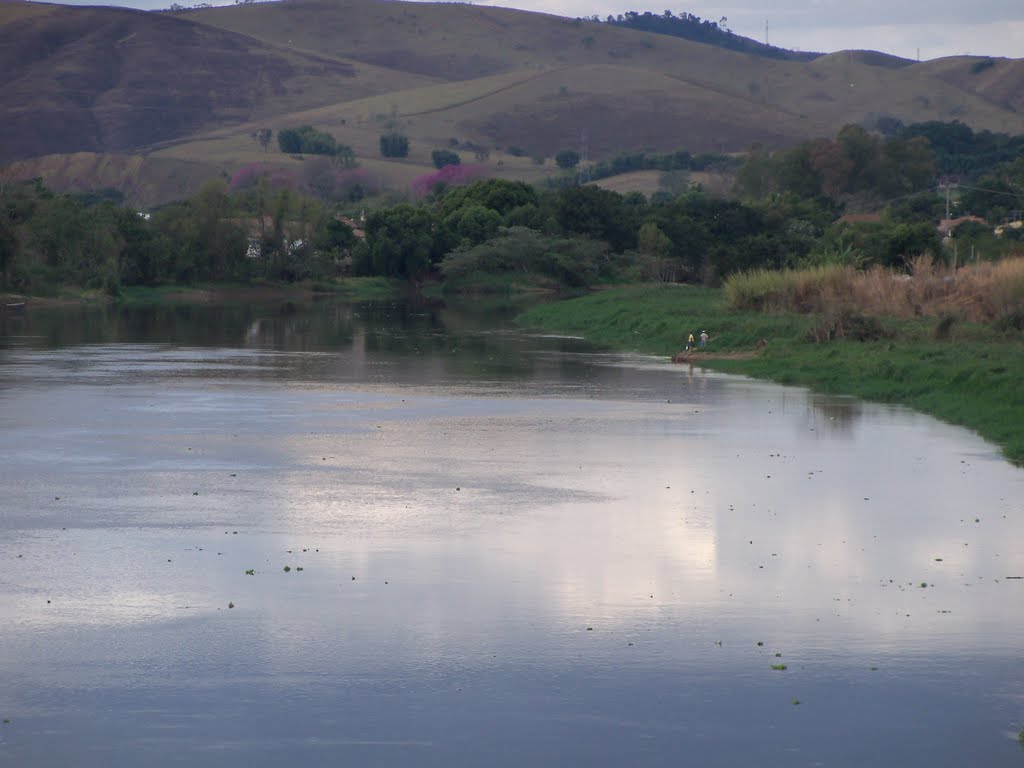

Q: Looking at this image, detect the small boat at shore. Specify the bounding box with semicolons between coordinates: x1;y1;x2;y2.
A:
1;301;27;317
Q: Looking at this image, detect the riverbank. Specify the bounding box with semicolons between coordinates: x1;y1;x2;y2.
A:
517;283;1024;465
1;277;406;308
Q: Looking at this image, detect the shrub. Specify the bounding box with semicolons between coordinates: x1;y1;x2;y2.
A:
808;307;887;342
380;133;410;158
555;149;581;170
933;314;957;340
278;125;339;156
431;149;462;169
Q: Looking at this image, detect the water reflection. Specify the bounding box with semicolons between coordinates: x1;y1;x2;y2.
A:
1;299;1023;767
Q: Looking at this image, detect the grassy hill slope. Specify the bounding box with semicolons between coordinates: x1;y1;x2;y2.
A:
4;0;1024;203
0;1;438;163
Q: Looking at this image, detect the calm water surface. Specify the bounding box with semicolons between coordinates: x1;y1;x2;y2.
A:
1;299;1022;767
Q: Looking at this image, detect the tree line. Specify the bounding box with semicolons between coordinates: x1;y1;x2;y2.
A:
0;178;356;296
2;121;1022;299
599;10;819;62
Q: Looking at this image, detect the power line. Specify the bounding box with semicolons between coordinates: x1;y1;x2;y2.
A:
956;183;1023;199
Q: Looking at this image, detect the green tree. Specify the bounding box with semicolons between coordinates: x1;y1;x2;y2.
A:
0;214;18;289
553;185;637;252
255;128;272;153
364;204;436;278
555;149;581;170
431;149;462;169
637;221;671;259
735;144;779;199
445;204;502;247
334;144;358;169
380;133;410;158
439;179;539;226
278;126;339;156
278;128;303;154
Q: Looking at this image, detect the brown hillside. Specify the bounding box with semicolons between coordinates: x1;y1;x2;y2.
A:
914;57;1024;113
0;1;435;163
4;0;1024;203
4;152;218;208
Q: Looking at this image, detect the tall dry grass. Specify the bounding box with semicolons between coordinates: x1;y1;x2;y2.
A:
725;256;1024;326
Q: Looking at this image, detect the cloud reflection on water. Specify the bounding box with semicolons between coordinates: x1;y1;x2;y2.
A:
1;318;1023;766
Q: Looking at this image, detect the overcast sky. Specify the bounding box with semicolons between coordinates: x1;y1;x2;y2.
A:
530;0;1024;60
52;0;1024;61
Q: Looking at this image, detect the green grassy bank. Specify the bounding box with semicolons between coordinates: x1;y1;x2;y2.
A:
517;284;1024;465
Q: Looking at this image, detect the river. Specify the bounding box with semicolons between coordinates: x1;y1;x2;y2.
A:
1;298;1022;767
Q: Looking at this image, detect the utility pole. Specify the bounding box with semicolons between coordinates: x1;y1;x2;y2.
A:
939;179;959;234
577;130;590;185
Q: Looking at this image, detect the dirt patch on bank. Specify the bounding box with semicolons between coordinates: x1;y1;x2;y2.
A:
672;350;760;364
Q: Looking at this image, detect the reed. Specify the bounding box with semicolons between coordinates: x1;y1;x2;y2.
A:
724;256;1024;327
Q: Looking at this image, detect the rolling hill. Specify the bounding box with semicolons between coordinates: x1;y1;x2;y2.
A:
3;0;1024;205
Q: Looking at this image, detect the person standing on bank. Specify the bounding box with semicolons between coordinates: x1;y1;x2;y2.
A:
700;330;709;349
687;332;695;351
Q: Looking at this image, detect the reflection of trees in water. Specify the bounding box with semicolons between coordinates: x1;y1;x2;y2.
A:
8;300;358;351
803;393;863;437
4;297;610;384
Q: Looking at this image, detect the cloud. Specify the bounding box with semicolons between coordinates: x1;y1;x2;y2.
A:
765;20;1024;60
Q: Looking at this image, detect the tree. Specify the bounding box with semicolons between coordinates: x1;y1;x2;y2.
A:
808;138;853;199
333;144;357;169
431;149;462;169
278;128;303;154
0;212;19;289
364;204;436;278
637;221;671;259
277;126;339;156
255;128;272;153
439;179;538;220
380;133;410;158
554;185;638;252
445;204;502;246
555;149;581;170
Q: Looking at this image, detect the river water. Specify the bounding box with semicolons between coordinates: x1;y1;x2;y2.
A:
1;298;1022;767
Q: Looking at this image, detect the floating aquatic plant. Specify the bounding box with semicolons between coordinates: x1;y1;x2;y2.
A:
771;664;787;671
